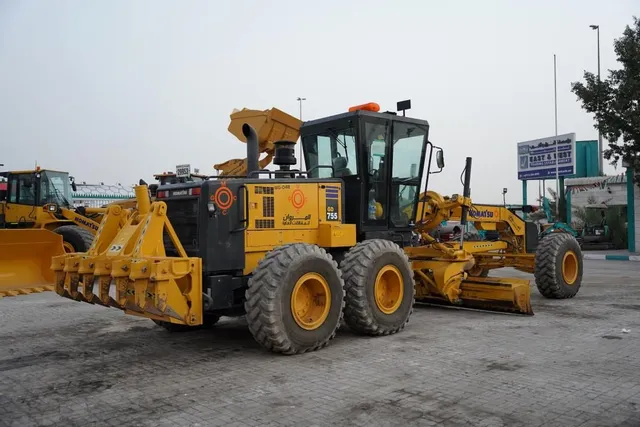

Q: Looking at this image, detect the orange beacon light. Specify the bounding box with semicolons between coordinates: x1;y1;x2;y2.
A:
348;102;380;112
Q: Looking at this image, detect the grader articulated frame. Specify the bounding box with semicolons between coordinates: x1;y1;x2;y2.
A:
50;102;583;355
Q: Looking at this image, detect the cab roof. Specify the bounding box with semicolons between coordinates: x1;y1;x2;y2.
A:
0;168;68;176
300;109;430;131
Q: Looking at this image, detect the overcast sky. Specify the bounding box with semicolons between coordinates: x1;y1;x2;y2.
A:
0;1;636;204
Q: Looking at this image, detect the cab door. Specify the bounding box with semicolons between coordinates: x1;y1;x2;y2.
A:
4;173;39;226
360;116;392;232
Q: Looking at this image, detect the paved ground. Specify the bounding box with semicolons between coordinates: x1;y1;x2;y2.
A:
1;260;640;427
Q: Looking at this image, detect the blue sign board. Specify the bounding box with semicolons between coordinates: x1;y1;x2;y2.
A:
517;133;576;180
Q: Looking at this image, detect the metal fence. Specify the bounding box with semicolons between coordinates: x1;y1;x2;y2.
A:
72;183;135;208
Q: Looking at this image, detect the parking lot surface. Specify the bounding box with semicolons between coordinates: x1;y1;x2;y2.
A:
1;260;640;427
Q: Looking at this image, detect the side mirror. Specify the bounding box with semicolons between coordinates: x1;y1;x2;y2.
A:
436;149;445;169
70;176;77;192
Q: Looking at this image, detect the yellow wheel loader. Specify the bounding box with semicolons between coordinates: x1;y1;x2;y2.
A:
0;167;106;297
50;102;583;355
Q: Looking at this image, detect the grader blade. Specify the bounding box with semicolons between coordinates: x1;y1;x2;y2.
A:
417;276;533;315
0;229;65;298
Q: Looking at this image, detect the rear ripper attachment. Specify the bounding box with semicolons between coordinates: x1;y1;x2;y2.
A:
51;183;203;326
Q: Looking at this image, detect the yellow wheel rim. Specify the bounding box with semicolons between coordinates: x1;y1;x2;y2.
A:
63;241;75;253
562;250;578;285
290;272;331;330
374;265;404;315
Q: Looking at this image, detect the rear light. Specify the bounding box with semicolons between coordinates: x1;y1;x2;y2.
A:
190;187;201;196
156;191;167;198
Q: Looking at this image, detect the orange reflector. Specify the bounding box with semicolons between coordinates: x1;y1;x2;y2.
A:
348;102;380;112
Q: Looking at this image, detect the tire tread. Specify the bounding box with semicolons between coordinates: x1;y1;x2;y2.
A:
244;243;345;355
340;239;415;336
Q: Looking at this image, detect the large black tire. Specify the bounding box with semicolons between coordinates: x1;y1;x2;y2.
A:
340;239;415;336
244;243;345;355
534;233;583;299
53;224;94;252
153;314;220;332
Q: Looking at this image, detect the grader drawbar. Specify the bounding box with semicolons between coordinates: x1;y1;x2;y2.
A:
51;102;583;354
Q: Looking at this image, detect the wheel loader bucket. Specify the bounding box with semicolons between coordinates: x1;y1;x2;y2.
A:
0;229;65;298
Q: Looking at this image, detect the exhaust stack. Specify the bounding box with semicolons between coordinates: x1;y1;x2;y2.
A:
242;123;259;176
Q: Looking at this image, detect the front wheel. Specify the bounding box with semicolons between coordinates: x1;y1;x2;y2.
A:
53;225;94;253
534;233;583;298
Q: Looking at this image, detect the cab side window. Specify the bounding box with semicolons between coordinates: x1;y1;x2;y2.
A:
364;120;390;222
8;174;36;205
8;176;18;203
18;175;36;205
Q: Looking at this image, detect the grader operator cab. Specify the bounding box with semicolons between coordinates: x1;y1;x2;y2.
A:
51;102;584;355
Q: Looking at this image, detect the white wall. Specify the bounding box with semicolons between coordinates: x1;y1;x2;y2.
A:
568;182;627;229
569;183;628;207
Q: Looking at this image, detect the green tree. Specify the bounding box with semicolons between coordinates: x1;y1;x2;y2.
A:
571;17;640;185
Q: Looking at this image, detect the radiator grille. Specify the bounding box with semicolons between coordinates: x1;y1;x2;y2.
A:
163;199;198;256
255;186;274;195
262;196;275;218
255;219;275;229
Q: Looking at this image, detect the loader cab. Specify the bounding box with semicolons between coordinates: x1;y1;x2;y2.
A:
301;102;443;244
1;169;74;209
0;169;75;228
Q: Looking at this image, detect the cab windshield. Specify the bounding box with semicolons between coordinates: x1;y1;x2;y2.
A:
40;171;72;207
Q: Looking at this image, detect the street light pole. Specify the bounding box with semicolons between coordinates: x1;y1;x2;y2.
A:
554;53;560;219
296;97;306;170
590;24;602;175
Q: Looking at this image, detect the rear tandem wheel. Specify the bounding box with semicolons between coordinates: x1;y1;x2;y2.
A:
340;239;415;336
244;243;345;355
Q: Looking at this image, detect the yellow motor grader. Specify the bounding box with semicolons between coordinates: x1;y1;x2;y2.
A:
50;101;583;354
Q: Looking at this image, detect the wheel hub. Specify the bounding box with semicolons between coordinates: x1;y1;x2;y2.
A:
374;265;403;315
291;272;331;330
562;250;578;285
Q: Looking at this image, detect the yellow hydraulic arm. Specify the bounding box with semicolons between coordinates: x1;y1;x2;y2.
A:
54;205;105;233
448;204;527;238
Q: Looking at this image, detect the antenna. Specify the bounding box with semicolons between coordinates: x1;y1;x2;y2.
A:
397;99;411;117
